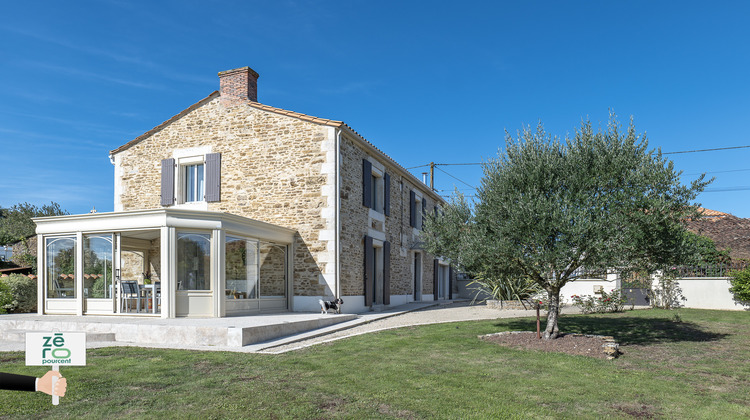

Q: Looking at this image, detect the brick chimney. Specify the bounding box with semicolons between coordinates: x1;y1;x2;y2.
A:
218;66;259;106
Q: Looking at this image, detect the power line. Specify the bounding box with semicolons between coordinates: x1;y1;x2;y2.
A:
664;145;750;155
410;144;750;169
685;168;750;176
434;166;476;190
702;186;750;193
435;162;483;166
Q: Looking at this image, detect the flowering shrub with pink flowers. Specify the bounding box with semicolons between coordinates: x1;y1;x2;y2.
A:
571;289;628;314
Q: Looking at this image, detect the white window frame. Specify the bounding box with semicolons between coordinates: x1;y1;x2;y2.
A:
173;149;210;210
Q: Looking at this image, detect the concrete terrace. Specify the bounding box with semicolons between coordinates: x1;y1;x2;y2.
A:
0;302;441;353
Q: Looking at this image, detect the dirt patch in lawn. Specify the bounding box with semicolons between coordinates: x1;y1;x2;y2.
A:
612;402;658;418
480;331;619;359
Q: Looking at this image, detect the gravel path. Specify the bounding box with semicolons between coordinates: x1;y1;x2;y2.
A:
263;301;581;353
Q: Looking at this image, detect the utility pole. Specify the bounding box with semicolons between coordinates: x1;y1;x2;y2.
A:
429;162;435;191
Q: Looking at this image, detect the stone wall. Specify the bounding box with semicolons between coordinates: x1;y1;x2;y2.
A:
114;97;333;297
338;134;439;300
259;242;286;296
113;93;445;304
10;236;37;267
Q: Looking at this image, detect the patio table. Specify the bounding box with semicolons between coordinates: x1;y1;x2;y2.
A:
141;284;159;314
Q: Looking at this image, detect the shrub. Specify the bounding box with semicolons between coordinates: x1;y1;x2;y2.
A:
649;267;686;309
536;294;565;312
0;279;12;314
14;252;37;274
468;274;542;307
1;273;37;313
729;266;750;303
571;289;628;314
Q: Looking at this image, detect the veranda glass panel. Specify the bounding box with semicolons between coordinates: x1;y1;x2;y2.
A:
83;234;113;298
46;236;76;299
177;232;211;290
259;243;286;298
225;236;258;299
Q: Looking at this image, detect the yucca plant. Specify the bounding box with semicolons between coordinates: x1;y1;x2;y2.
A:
468;273;542;308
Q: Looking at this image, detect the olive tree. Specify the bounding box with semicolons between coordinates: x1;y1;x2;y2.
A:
0;202;68;245
423;115;710;339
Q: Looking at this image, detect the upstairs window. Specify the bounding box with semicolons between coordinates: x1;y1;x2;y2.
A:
161;153;221;206
362;159;390;215
184;163;205;202
371;174;379;212
409;191;425;229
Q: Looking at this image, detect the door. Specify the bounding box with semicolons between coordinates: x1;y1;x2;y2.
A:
82;233;116;314
438;265;450;300
413;253;422;301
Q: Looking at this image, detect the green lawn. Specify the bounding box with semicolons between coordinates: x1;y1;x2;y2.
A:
2;308;749;419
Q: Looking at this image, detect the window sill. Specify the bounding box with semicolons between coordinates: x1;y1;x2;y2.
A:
174;201;209;211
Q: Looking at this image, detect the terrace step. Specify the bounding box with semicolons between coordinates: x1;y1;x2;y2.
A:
2;329;116;343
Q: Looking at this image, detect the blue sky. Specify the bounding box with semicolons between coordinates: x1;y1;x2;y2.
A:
1;1;750;216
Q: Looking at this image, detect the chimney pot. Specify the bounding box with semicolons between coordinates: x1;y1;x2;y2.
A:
218;66;259;106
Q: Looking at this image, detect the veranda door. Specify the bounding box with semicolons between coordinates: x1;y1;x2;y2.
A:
82;233;117;314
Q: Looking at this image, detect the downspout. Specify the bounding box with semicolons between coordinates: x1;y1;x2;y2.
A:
335;127;342;299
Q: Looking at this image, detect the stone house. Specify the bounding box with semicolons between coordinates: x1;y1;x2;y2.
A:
33;66;452;318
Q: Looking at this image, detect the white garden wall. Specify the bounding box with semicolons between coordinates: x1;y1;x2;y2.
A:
673;277;746;310
560;274;619;304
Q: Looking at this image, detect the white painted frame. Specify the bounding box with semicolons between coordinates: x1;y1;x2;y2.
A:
34;209;295;318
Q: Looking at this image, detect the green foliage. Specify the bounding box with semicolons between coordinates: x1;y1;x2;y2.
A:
14;252;37;272
0;274;37;313
729;266;750;303
91;276;106;297
423;113;710;338
0;279;12;313
0;202;68;245
468;273;541;305
682;230;731;265
54;247;76;276
571;289;628;314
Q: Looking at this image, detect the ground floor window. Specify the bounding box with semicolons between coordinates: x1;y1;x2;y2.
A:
177;232;211;290
83;234;113;298
46;236;76;298
259;242;286;298
225;236;258;299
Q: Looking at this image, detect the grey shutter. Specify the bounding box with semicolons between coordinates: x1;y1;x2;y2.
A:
433;259;439;300
448;265;454;300
383;241;391;305
160;158;175;206
363;159;372;208
384;173;390;216
421;198;427;230
205;153;221;202
364;235;373;307
409;190;416;227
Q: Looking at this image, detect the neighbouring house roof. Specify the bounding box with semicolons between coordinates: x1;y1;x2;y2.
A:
686;214;750;260
109;92;444;203
697;207;731;218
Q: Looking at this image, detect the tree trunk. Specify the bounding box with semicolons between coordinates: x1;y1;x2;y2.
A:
543;289;561;340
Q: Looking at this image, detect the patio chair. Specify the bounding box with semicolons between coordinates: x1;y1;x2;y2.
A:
120;280;142;313
154;282;161;311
